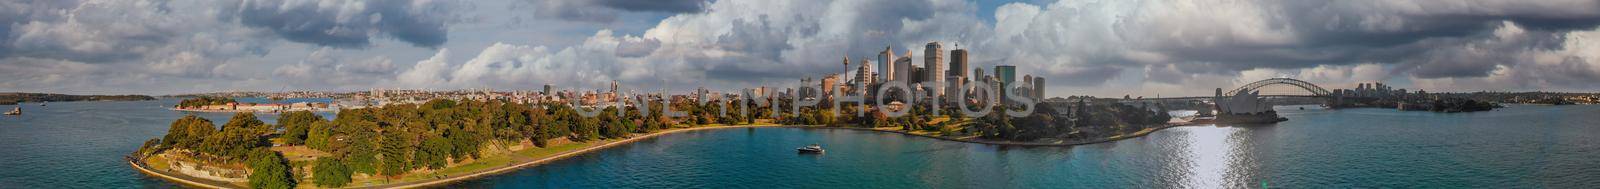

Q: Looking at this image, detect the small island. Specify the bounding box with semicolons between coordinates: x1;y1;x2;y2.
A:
0;92;155;105
171;96;340;113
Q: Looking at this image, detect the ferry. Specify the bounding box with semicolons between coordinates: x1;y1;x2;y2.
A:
796;144;824;154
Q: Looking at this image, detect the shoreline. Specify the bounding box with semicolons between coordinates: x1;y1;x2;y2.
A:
824;123;1196;147
365;124;790;188
133;123;1197;188
168;108;338;114
126;156;234;189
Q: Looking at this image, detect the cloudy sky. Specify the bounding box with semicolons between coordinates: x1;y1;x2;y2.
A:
4;0;1600;97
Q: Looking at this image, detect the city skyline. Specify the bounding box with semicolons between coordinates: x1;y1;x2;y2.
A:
4;0;1600;97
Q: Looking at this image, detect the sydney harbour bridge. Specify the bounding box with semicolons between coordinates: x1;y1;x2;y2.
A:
1044;78;1340;112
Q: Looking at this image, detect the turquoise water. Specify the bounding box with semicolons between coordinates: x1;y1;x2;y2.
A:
451;105;1600;188
0;100;1596;188
0;99;331;188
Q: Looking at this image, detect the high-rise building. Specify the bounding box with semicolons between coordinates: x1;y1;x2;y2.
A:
911;67;926;83
854;58;873;86
994;66;1015;100
879;46;896;82
949;48;968;78
994;65;1016;85
821;75;839;98
1034;77;1046;100
974;68;985;82
1023;75;1033;99
896;53;913;82
924;42;944;97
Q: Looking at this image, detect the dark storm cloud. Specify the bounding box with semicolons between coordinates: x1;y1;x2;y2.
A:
1101;0;1600;82
715;16;795;62
229;0;456;48
532;0;710;23
595;0;709;13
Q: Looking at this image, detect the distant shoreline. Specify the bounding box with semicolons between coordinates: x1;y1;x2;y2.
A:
827;123;1195;147
0;93;155;105
167;108;338;114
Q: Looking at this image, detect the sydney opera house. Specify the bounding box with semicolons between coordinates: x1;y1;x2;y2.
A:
1211;88;1288;124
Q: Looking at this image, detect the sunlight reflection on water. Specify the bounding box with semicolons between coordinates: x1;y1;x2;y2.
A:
1182;126;1244;188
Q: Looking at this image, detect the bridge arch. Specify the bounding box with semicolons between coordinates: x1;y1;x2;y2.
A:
1225;78;1331;97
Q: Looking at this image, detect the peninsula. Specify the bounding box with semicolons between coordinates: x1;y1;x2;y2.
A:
131;92;1177;188
0;92;155;105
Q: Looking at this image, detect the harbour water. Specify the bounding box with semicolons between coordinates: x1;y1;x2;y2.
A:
451;105;1600;188
0;100;1596;188
0;99;331;188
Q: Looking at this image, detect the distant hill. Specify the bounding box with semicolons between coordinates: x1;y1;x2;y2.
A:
0;93;156;105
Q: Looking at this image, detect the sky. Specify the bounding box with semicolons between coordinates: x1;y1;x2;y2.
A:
3;0;1600;97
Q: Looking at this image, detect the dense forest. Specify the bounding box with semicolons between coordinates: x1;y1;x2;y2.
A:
174;96;239;109
139;98;710;188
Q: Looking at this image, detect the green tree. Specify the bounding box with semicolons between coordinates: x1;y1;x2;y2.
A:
311;158;352;187
415;135;452;170
277;111;322;145
343;132;380;175
246;149;295;189
162;115;216;150
201;125;263;160
378;130;412;177
305;121;335;152
221;112;269;134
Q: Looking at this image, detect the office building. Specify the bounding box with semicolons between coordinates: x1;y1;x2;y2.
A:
925;42;944;97
879;46;896;82
994;65;1016;85
896;53;913;82
1034;77;1046;100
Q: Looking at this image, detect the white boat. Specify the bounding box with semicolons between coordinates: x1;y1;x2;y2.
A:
796;144;824;153
4;107;19;115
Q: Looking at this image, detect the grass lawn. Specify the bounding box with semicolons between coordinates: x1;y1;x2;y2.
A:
144;155;171;171
375;139;613;185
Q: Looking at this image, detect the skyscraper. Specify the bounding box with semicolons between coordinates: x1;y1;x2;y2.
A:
994;65;1016;85
945;47;967;103
925;42;944;97
994;66;1015;101
896;52;913;82
854;58;873;86
1023;75;1033;99
1034;77;1046;100
879;46;896;82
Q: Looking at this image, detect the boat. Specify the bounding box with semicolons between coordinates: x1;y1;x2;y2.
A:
796;144;824;154
4;107;19;115
40;102;46;106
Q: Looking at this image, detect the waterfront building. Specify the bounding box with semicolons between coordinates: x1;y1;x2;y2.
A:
1213;87;1286;123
